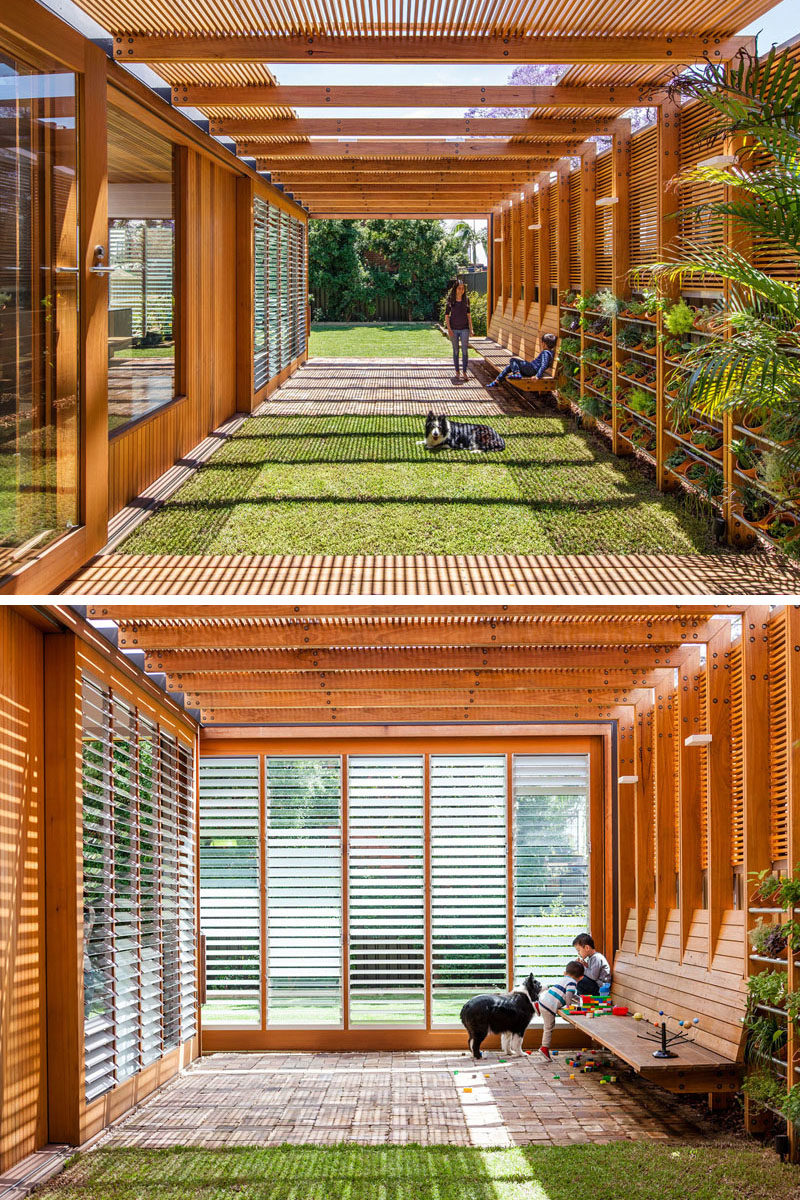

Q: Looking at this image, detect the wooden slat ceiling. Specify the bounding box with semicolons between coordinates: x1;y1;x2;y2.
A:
75;0;772;212
87;604;740;727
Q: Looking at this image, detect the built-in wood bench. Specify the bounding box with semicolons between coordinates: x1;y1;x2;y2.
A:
468;335;562;394
561;1009;742;1096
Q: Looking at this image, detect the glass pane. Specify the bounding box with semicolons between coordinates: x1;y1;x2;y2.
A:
107;104;175;433
266;757;343;1026
0;54;79;575
348;755;425;1026
430;756;507;1026
513;755;590;984
199;757;262;1026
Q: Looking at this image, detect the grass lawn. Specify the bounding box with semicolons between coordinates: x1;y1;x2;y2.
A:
35;1142;798;1200
309;322;470;357
119;413;721;557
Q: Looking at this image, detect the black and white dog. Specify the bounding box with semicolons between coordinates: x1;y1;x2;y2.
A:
460;973;542;1059
424;412;506;453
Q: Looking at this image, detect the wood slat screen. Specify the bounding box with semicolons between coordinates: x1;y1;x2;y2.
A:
698;670;709;870
512;755;590;985
594;153;613;289
199;756;261;1026
748;145;800;282
254;197;307;390
529;192;539;307
678;100;724;289
673;700;681;874
502;207;511;299
729;643;744;867
569;168;582;290
429;755;507;1026
265;756;343;1026
629;125;659;270
81;676;196;1105
768;613;789;864
347;756;426;1026
548;190;558;299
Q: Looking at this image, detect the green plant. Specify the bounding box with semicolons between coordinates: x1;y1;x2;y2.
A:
786;989;800;1024
743;1068;787;1113
561;336;581;358
579;392;603;418
628;388;656;417
640;43;800;483
663;336;690;360
641;288;663;317
745;1013;787;1067
768;518;798;541
666;448;688;469
705;467;724;498
561;288;579;307
782;1085;800;1124
758;450;793;498
618;325;642;349
749;920;788;958
749;868;783;904
686;461;708;482
777;868;800;909
664;300;696;336
731;438;761;470
740;484;773;522
693;429;723;451
590;317;612;338
747;970;789;1009
640;329;658;352
597;291;621;318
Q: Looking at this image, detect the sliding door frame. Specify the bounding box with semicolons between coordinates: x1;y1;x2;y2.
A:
199;726;610;1051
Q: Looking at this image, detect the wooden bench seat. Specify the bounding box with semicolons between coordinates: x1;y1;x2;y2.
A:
561;1009;742;1096
468;335;562;393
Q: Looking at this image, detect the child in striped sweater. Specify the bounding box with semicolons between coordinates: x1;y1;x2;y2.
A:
536;960;585;1061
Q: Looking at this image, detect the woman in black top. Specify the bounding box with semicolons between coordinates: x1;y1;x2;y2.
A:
444;280;474;379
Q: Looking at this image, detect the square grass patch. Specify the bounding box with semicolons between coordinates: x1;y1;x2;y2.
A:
36;1142;799;1200
119;412;723;558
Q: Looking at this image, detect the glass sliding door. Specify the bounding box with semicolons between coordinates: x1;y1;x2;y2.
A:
265;756;343;1026
198;757;262;1026
512;755;590;984
348;756;425;1026
0;51;79;575
430;755;507;1025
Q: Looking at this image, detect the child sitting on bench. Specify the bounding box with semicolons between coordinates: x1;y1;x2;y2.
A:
571;932;612;996
487;332;558;388
535;959;585;1060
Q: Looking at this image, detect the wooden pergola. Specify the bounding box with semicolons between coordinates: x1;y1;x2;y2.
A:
71;0;772;218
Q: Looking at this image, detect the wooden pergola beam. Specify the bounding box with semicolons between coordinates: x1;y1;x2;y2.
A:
169;666;673;694
142;644;692;674
121;615;713;651
267;163;551;174
118;34;748;64
201;702;634;724
244;140;578;158
192;686;650;711
212;117;622;138
172;84;661;109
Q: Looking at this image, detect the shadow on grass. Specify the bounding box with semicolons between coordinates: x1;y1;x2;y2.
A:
37;1142;800;1200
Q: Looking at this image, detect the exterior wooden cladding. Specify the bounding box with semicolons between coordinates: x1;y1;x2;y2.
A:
0;609;47;1173
0;0;307;591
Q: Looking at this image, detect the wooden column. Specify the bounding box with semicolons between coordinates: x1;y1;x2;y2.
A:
654;678;677;949
617;709;637;932
678;649;704;958
510;198;521;322
580;144;597;298
786;606;800;1160
706;623;733;959
537;175;550;330
235;176;255;411
741;604;772;972
655;101;681;489
44;632;83;1145
487;211;495;319
612;120;631;299
635;696;655;949
555;161;570;305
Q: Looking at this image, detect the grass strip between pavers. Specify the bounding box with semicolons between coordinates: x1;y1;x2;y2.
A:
36;1142;798;1200
118;413;723;558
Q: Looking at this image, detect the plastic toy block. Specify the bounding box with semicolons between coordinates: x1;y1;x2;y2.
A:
454;1070;458;1074
569;1073;575;1080
610;1076;617;1082
463;1087;472;1093
553;1074;560;1079
499;1059;507;1063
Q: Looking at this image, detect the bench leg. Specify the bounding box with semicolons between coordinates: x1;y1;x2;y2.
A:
707;1091;733;1112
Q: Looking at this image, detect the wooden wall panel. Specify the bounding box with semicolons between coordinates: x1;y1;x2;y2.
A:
0;610;46;1173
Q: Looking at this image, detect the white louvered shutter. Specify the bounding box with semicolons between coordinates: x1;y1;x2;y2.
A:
347;756;425;1026
430;755;507;1025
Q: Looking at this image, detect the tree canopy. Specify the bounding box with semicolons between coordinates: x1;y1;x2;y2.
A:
309;218;468;321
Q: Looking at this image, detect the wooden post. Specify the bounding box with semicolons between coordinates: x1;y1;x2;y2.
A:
617;710;637;930
655;678;677;949
580;144;596;299
785;606;800;1160
635;697;655;949
44;632;83;1144
555;161;570;306
678;649;704;958
487;211;495;320
612;120;631;299
537;175;550;330
655;101;681;490
706;624;733;959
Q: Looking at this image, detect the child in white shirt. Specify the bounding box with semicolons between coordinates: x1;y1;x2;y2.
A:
536;960;585;1060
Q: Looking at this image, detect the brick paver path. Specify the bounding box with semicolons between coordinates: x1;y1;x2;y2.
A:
100;1051;723;1149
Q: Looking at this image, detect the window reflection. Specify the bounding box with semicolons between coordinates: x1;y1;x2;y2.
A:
0;52;79;575
107;106;175;433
